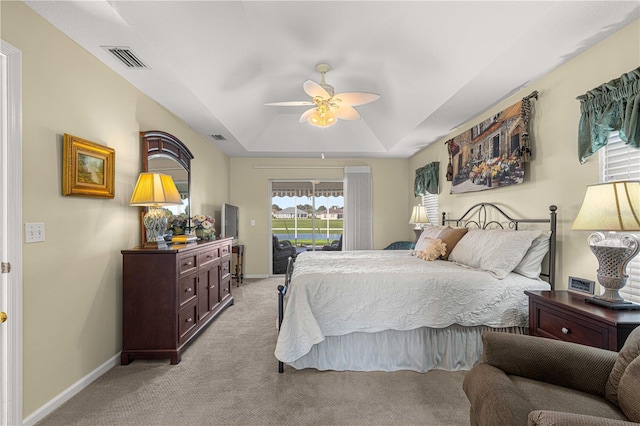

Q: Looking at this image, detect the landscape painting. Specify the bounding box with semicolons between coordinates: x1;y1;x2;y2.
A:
62;133;115;198
449;100;526;194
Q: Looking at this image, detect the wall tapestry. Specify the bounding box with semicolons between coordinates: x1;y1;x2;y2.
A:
447;92;537;194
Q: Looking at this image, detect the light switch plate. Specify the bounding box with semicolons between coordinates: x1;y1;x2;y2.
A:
25;222;45;243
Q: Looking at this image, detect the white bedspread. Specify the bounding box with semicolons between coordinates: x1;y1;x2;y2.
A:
275;250;550;363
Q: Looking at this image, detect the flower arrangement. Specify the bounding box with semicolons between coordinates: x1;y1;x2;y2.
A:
192;214;214;230
169;213;189;233
167;213;215;238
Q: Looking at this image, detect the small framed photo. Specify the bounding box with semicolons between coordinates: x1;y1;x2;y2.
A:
62;134;115;198
568;276;595;295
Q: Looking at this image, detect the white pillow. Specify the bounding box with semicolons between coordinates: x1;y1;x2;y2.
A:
448;229;542;279
413;226;446;253
513;231;552;279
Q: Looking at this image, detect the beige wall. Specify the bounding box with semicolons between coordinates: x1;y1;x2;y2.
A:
1;2;229;418
230;157;411;275
4;0;639;419
409;19;640;292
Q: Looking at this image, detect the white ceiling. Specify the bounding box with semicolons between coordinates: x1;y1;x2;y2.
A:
26;1;640;159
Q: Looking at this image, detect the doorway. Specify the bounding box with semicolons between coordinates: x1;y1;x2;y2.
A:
1;39;23;425
270;180;343;274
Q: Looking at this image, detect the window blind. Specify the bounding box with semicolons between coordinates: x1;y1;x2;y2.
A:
600;132;640;304
421;193;439;226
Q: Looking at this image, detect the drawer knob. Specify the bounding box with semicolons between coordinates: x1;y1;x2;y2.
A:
561;327;570;335
187;317;193;323
186;287;192;292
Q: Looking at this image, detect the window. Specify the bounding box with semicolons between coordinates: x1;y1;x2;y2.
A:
421;192;439;226
599;131;640;303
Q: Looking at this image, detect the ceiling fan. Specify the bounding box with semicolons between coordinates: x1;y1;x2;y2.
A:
265;63;380;127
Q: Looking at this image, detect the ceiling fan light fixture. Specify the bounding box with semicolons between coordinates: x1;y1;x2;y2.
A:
309;109;336;127
268;62;379;128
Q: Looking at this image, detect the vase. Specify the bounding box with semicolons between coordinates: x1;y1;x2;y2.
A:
196;228;215;240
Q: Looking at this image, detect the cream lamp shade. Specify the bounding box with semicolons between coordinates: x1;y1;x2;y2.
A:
571;181;640;231
571;180;640;309
409;205;430;229
130;173;183;248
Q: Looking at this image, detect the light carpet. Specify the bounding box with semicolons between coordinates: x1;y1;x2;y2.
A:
38;278;470;425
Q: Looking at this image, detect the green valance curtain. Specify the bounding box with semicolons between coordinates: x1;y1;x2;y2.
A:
414;162;439;196
577;67;640;164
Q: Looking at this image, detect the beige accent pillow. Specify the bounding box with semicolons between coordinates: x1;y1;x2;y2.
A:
436;227;468;260
414;226;446;253
415;238;447;261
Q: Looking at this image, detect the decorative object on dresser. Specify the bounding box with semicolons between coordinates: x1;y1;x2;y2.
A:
571;181;640;309
121;238;234;365
129;173;183;249
526;290;640;351
62;134;115;198
409;204;430;242
192;214;215;240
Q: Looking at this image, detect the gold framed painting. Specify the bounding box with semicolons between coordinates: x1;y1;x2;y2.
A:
62;134;115;198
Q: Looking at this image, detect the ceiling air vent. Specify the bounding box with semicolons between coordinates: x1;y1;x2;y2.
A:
210;135;227;141
102;46;150;69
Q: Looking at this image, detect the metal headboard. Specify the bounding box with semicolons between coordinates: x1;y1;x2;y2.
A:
442;203;557;288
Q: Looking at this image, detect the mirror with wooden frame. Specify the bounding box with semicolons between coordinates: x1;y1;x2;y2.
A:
140;130;194;244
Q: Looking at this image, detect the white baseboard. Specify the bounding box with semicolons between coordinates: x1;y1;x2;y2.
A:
22;353;120;426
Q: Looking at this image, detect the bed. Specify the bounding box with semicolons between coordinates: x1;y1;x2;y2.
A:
275;203;557;373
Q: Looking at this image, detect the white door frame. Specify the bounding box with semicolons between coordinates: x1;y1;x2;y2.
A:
1;39;24;426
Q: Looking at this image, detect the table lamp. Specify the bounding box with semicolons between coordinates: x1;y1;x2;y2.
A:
571;181;640;309
409;204;430;242
130;172;183;249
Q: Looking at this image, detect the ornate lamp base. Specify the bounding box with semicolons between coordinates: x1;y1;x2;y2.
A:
142;206;169;249
586;232;640;310
585;296;640;310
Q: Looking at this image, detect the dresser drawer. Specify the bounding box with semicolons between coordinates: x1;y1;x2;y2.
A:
178;301;198;343
535;304;608;349
199;248;219;268
220;276;231;301
178;253;197;276
178;275;197;307
220;258;231;280
220;242;232;257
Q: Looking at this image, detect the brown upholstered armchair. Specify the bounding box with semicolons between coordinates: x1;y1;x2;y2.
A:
463;327;640;426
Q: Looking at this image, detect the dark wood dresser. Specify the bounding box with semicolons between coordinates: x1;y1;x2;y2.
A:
121;238;234;364
526;290;640;351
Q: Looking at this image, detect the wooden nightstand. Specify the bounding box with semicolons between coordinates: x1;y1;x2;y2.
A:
526;290;640;351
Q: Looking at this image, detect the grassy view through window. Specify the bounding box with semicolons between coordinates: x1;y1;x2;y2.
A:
272;218;343;247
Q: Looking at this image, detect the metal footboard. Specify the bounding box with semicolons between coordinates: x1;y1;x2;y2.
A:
277;256;295;373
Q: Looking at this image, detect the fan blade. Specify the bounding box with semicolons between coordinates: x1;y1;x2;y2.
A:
265;101;315;106
332;92;380;106
299;108;317;123
333;105;360;120
303;80;330;99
